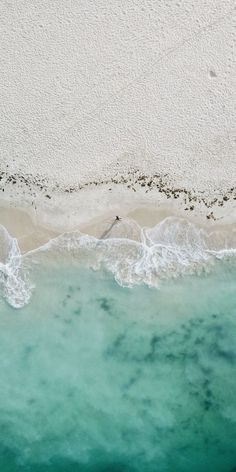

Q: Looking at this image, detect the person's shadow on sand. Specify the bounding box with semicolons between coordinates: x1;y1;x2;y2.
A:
100;216;121;239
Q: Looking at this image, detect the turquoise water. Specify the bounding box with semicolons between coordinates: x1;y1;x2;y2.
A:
0;260;236;472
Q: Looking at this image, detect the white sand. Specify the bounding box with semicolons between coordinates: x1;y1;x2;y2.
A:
0;0;235;229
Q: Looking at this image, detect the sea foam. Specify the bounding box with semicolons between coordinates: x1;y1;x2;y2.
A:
0;218;235;308
0;225;32;308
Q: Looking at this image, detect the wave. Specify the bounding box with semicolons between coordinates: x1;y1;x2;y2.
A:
0;225;33;308
0;217;235;308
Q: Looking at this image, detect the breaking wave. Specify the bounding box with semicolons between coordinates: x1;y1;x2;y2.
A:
0;225;33;308
0;217;235;308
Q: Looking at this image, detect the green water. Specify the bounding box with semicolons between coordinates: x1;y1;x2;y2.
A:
0;262;236;472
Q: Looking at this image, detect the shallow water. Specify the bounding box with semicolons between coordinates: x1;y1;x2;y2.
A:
0;260;236;472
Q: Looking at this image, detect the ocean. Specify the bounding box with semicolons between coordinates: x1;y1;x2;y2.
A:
0;218;236;471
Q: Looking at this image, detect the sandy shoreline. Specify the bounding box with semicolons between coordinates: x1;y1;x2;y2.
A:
1;1;236;241
0;185;235;309
0;1;235;246
0;182;235;254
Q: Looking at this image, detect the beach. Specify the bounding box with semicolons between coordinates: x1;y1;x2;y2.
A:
0;1;236;471
0;0;235;235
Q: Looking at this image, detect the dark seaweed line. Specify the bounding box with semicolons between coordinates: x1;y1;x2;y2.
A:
0;168;235;216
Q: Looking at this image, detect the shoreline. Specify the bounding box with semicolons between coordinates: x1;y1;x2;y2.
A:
0;164;235;254
1;0;235;257
0;180;235;254
0;185;235;309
